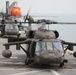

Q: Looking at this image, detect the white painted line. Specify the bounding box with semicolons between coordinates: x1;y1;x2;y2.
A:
0;69;27;70
0;62;23;64
11;57;18;59
63;69;76;71
11;70;39;75
0;68;76;71
51;70;60;75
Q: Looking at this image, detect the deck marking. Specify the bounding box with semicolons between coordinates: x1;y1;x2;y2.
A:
0;61;23;64
0;68;76;71
51;70;60;75
11;57;18;59
0;69;28;70
11;70;39;75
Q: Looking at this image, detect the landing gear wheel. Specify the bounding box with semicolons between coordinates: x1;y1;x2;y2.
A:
25;57;30;65
59;62;64;67
59;59;68;68
1;33;3;37
2;50;12;58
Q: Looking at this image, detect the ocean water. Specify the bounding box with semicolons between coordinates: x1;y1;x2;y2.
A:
50;14;76;43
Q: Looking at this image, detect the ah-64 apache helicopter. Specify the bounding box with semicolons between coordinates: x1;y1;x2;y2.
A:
2;14;76;67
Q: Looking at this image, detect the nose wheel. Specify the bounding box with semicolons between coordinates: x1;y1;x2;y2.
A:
59;59;68;68
2;50;12;58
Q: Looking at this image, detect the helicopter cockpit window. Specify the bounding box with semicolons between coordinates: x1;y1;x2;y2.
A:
36;41;63;51
5;24;19;31
47;42;52;50
36;41;46;51
36;41;53;51
52;42;63;51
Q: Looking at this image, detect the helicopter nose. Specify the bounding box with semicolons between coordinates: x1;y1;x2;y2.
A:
42;53;63;64
43;53;55;59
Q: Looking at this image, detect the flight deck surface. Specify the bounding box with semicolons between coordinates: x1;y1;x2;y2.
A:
0;38;76;75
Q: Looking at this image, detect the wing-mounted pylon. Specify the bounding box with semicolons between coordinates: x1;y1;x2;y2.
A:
61;40;76;58
3;39;31;58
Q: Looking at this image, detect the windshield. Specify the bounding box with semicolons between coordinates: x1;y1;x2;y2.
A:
36;41;63;51
52;42;63;51
36;41;46;51
5;24;19;31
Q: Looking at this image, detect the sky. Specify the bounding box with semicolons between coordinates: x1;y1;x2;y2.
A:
0;0;76;14
0;0;76;43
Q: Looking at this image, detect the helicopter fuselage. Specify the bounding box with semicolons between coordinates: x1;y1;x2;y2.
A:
26;39;65;65
2;29;68;66
0;24;20;37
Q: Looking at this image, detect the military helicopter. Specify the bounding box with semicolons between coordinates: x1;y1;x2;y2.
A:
0;1;22;37
2;14;76;67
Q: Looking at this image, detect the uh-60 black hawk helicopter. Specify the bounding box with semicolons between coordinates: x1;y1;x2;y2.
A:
2;15;76;67
0;1;23;37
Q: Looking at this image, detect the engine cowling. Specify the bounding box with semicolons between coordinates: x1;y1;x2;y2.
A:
26;30;35;38
26;30;59;39
34;30;56;39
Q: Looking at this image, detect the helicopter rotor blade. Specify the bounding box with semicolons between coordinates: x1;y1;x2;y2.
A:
36;19;76;25
1;18;76;25
1;21;76;24
53;22;76;24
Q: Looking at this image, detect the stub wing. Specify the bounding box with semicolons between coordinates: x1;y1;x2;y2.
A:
61;40;76;46
61;40;76;50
